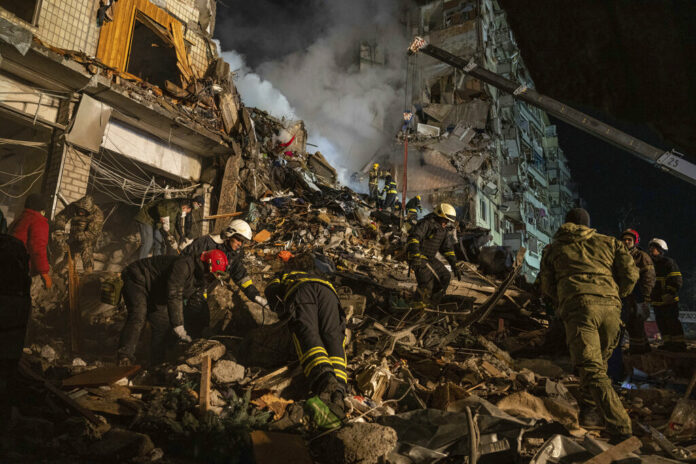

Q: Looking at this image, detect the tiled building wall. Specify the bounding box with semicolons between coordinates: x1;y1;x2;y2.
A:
36;0;100;55
57;146;92;207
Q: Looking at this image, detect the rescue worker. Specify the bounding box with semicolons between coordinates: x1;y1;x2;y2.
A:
135;197;199;258
539;208;638;443
405;195;422;221
117;250;229;365
407;203;461;306
9;194;51;289
52;195;104;272
381;175;398;210
367;163;384;202
264;267;347;410
181;219;266;305
620;229;655;354
647;238;686;352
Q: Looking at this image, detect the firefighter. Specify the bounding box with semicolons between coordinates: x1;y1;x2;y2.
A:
405;195;422;221
620;229;655;353
647;238;686;352
264;268;347;410
117;250;230;365
540;208;638;443
381;175;398;210
367;163;383;202
407;203;461;306
181;219;266;305
52;195;104;273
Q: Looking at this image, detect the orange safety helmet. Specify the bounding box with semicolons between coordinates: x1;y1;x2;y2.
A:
200;249;229;274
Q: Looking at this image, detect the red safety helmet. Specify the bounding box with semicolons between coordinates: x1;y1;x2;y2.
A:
200;249;228;274
621;228;640;246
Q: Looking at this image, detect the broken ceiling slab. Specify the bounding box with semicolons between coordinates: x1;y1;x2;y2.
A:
66;95;113;153
423;103;453;123
0;17;32;56
417;123;441;137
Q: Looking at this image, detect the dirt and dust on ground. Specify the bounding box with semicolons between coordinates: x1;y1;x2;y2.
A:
3;110;696;464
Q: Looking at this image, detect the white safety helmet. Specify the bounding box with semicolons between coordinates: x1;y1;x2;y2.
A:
648;238;668;253
223;219;253;241
435;203;457;222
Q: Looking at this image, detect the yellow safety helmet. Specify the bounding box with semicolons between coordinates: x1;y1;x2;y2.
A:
372;163;379;169
435;203;457;222
416;195;421;200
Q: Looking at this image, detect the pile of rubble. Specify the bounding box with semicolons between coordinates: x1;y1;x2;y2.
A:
6;112;696;464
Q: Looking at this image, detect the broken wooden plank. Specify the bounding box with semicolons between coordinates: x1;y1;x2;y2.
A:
199;354;211;414
583;436;642;464
18;360;104;427
251;363;302;390
62;365;141;388
204;211;244;221
67;251;81;355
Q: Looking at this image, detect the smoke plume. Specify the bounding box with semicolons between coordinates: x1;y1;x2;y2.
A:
214;0;409;178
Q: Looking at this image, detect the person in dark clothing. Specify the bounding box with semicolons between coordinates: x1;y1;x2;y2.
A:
181;219;266;306
380;175;398;210
117;250;228;365
264;269;347;408
647;238;686;352
405;195;422;221
407;203;460;306
0;234;31;423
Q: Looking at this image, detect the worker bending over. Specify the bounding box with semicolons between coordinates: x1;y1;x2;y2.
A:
407;203;461;306
405;195;422;221
265;268;347;410
380;175;398;211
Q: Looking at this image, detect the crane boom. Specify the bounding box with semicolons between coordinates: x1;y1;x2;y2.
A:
408;37;696;186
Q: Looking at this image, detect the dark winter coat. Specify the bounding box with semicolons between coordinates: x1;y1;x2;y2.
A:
407;213;457;265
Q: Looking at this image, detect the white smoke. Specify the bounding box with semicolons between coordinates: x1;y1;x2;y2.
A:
215;0;408;178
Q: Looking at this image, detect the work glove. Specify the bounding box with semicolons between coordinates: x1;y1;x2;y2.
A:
173;325;192;343
661;293;677;305
254;295;268;307
636;302;650;320
41;273;53;289
160;216;171;232
453;266;462;281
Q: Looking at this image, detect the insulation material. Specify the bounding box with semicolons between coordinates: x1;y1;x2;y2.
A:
66;95;113;153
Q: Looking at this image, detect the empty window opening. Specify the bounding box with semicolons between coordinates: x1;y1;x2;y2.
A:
0;0;40;24
126;13;179;89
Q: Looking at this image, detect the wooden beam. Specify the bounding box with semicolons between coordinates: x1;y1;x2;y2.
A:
199;355;211;415
67;251;81;355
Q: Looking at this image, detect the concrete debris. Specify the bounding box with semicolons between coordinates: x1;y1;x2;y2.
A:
184;339;226;366
313;423;398;464
212;359;245;384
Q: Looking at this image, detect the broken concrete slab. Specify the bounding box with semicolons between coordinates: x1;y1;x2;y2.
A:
212;359;245;384
184;339;226;366
313;423;398;464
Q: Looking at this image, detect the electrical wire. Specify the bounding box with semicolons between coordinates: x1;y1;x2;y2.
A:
0;164;46;198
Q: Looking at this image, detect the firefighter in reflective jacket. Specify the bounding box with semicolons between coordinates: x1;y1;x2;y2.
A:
381;175;398;210
407;203;461;305
368;163;385;202
647;238;686;351
405;195;422;221
264;270;347;406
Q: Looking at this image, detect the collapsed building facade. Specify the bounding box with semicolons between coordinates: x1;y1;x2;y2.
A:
385;0;582;280
0;0;252;256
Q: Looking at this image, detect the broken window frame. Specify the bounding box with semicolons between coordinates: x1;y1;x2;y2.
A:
0;0;42;26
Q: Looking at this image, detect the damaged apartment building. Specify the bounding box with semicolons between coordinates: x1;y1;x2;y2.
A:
0;0;250;259
392;0;581;280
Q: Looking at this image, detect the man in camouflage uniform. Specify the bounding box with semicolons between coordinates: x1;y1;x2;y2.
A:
52;195;104;272
540;208;638;442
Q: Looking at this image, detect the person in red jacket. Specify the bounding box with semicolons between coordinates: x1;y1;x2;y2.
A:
9;194;51;289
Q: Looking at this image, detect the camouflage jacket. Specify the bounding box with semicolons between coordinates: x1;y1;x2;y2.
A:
53;196;103;243
540;223;638;309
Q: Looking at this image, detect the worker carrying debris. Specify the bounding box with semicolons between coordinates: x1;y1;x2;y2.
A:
647;238;686;352
539;208;638;443
51;195;104;273
380;174;398;211
117;250;229;365
407;203;461;306
368;163;385;202
181;219;267;306
135;196;203;258
405;195;422;221
9;194;51;289
620;229;656;354
264;266;347;412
